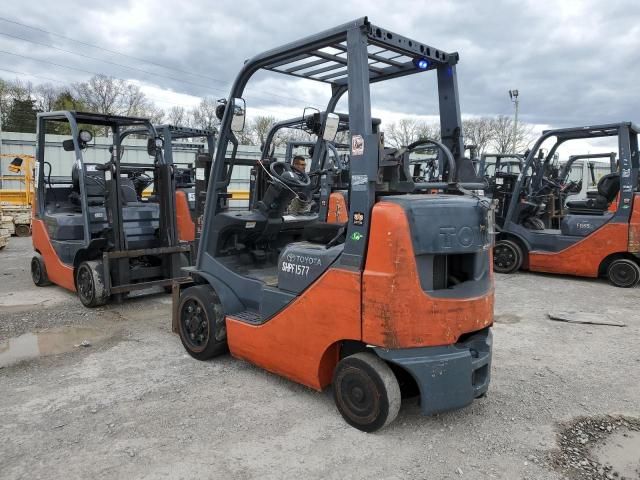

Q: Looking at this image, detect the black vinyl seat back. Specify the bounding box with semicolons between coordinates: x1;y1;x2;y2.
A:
119;177;139;204
566;172;620;214
597;172;620;203
70;163;107;207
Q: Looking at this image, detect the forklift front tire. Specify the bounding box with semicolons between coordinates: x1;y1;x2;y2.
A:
606;259;640;288
493;239;523;274
178;285;228;360
333;352;401;433
31;254;51;287
75;260;109;308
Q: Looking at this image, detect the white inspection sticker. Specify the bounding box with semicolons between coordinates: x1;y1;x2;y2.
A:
352;174;368;186
351;134;364;156
195;167;205;181
188;192;196;201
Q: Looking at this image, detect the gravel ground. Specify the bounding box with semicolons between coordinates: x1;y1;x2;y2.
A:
1;236;639;480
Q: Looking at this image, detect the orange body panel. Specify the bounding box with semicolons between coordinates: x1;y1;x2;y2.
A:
629;195;640;253
31;218;75;291
362;202;494;349
529;223;630;278
175;190;195;242
326;192;348;224
226;268;361;391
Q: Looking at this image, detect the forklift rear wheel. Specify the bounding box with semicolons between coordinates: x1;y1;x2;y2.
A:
31;254;51;286
494;240;523;274
76;260;109;308
15;224;31;237
178;285;228;360
606;259;640;288
333;352;401;432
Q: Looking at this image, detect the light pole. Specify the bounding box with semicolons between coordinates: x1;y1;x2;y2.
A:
509;89;519;152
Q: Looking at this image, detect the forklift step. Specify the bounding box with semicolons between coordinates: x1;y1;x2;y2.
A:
230;310;263;325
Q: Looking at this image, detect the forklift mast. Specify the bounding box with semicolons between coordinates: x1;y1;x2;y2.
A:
201;17;478;271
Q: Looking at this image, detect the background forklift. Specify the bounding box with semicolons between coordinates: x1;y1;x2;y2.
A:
493;123;640;287
479;153;524;179
131;125;216;245
254;112;369;224
31;111;191;306
556;152;617;207
173;18;493;432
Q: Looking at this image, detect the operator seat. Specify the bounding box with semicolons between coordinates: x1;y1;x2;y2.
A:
302;221;346;244
566;172;619;215
119;177;139;204
69;163;107;207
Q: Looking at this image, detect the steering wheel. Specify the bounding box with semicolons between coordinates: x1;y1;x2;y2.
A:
130;171;153;195
541;176;563;190
398;138;456;182
269;161;311;188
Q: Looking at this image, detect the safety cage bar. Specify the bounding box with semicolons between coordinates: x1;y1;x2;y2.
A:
262;17;457;86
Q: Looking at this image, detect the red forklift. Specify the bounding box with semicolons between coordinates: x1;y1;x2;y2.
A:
30;112;191;306
493;123;640;287
173;18;494;431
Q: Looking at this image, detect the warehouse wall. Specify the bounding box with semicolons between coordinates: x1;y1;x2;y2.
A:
0;131;268;195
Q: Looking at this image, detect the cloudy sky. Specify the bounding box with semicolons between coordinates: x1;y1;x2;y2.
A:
1;0;638;136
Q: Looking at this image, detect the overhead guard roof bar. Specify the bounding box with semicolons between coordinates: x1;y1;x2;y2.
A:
39;111;151;127
259;17;457;87
541;122;640;139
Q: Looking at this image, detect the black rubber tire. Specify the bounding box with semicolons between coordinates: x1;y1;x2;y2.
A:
31;254;51;287
606;259;640;288
75;260;109;308
494;239;523;274
524;217;545;230
333;352;401;433
14;224;31;237
178;285;228;360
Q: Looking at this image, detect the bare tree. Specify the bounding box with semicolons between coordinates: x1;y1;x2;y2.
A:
386;118;422;148
250;115;277;148
386;118;440;148
190;97;219;131
121;83;153;117
416;122;440;142
489;115;535;153
33;83;61;112
463;117;494;154
73;75;124;116
146;105;165;125
279;128;314;145
166;106;187;126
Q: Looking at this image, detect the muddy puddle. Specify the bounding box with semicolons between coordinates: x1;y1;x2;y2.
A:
0;326;114;368
553;415;640;480
593;430;640;479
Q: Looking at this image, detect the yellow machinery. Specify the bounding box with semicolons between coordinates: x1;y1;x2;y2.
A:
0;154;35;236
0;154;34;206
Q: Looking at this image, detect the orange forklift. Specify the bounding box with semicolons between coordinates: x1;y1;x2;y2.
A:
124;125;216;245
493;123;640;287
31;112;190;306
173;18;494;431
